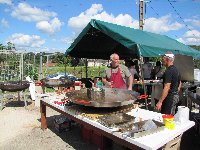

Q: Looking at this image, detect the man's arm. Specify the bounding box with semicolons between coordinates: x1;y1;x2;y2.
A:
102;69;110;87
102;78;111;87
155;83;171;111
178;81;182;92
127;75;133;90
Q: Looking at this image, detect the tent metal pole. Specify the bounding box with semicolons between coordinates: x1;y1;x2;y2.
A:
85;59;88;78
137;44;148;110
64;57;67;77
39;52;43;80
139;56;148;110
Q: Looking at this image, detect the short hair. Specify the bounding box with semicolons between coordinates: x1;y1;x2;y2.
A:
110;53;119;60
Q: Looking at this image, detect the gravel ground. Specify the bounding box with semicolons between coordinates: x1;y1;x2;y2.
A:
0;100;125;150
1;98;200;150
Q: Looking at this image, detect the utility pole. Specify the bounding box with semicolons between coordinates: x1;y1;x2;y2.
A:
139;0;148;109
139;0;144;30
39;52;43;80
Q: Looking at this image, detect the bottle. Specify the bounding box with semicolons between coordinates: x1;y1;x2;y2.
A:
96;78;103;88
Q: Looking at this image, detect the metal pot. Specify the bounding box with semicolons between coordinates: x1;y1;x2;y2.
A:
66;87;137;107
0;81;30;92
88;88;135;102
41;77;74;87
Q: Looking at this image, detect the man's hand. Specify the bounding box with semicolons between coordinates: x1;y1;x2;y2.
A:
128;87;132;91
155;101;162;111
107;81;113;88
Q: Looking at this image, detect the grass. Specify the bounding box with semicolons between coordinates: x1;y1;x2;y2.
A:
42;66;106;79
0;66;106;81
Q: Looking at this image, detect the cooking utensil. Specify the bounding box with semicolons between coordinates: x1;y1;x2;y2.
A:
0;81;30;92
67;87;137;107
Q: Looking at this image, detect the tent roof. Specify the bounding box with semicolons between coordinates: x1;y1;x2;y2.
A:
66;19;200;59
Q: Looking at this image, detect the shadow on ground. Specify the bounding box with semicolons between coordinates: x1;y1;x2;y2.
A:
37;101;200;150
38;115;127;150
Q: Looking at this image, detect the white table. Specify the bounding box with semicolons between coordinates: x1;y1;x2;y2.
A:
40;95;195;150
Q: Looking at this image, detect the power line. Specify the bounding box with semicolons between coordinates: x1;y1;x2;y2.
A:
144;1;159;17
149;5;159;17
144;1;181;39
167;0;197;38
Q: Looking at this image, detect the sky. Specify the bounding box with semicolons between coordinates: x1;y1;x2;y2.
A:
0;0;200;53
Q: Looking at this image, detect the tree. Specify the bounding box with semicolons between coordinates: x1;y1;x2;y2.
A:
191;45;200;68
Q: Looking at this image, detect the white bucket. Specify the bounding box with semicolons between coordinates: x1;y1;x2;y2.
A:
194;69;200;81
197;87;200;96
174;106;189;124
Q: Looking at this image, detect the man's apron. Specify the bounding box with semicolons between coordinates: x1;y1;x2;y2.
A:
110;67;126;89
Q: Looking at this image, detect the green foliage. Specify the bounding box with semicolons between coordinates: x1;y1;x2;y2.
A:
43;66;106;79
190;45;200;68
27;68;38;80
0;42;16;50
45;87;55;92
1;43;200;80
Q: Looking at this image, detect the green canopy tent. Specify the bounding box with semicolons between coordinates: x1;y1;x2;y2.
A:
65;19;200;59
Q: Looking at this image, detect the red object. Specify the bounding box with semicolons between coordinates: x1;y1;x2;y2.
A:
110;67;126;89
162;114;174;119
94;80;97;87
74;81;81;86
74;100;91;105
35;80;42;86
56;101;63;105
53;101;64;105
63;89;70;93
137;94;148;100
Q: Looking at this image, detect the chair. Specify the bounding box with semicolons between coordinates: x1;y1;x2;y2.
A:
162;134;182;150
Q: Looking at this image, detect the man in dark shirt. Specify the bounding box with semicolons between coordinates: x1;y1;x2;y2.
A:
155;52;181;115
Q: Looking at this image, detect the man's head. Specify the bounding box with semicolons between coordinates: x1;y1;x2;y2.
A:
161;52;175;67
110;53;120;67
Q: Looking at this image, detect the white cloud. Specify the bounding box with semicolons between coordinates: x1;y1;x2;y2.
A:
1;18;9;28
85;3;103;16
177;38;185;44
34;47;65;53
68;4;138;36
11;3;56;22
144;15;184;33
177;30;200;45
0;0;12;5
67;4;184;40
61;37;75;45
184;30;200;38
67;3;199;47
68;4;103;32
7;33;45;48
185;18;200;28
36;17;63;35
